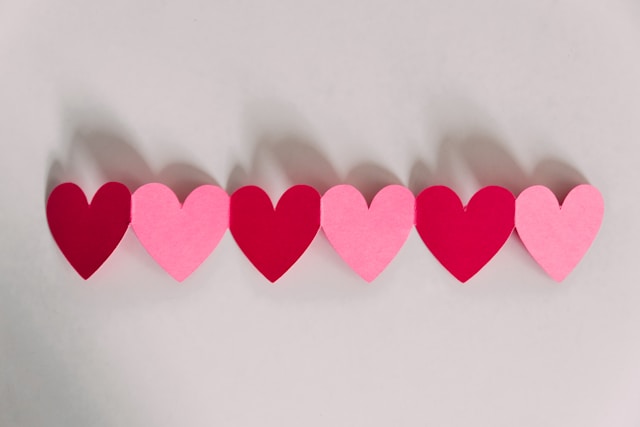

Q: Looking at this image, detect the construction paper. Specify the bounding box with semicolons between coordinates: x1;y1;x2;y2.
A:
131;183;229;281
46;182;131;279
321;184;414;281
515;184;604;282
415;186;515;282
230;185;320;282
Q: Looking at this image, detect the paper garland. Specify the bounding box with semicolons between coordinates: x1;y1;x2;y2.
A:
46;182;604;283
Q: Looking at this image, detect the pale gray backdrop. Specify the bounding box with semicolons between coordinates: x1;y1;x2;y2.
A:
1;0;639;426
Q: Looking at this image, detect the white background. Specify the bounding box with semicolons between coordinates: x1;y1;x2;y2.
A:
1;0;640;426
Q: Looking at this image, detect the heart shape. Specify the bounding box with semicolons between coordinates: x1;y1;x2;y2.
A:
321;185;415;281
415;186;515;282
131;183;229;281
515;184;604;281
230;185;321;282
46;182;131;279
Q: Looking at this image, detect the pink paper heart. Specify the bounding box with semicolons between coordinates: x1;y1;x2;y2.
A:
321;184;415;282
131;183;229;281
515;184;604;282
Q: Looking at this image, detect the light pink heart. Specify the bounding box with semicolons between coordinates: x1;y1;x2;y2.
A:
131;183;229;281
321;184;415;282
515;184;604;282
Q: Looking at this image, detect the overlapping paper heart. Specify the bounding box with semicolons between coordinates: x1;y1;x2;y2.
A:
46;182;603;283
47;182;131;279
131;183;229;281
515;185;604;281
321;185;414;282
415;186;516;283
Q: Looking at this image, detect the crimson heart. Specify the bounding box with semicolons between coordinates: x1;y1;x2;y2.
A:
230;185;320;282
415;186;515;282
46;182;131;279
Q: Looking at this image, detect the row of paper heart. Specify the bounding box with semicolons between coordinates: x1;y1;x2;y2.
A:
46;182;604;283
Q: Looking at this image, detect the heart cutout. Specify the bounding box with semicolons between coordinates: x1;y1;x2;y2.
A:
415;186;515;282
46;182;131;279
515;184;604;281
321;185;415;281
230;185;320;282
131;183;229;281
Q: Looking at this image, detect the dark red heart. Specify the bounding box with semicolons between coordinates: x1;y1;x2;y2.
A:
230;185;320;282
415;186;515;282
46;182;131;279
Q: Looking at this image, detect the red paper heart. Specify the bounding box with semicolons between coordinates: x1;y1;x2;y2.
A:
415;186;515;282
46;182;131;279
230;185;321;282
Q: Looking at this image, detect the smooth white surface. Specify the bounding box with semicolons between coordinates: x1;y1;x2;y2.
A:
1;1;640;425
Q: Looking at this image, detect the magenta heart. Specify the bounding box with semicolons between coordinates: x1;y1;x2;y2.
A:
229;185;321;282
515;184;604;281
131;183;229;281
415;186;516;282
46;182;131;279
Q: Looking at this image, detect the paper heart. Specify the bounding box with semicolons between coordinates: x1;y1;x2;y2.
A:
515;184;604;281
46;182;131;279
321;185;415;281
415;186;515;282
131;183;229;281
230;185;320;282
